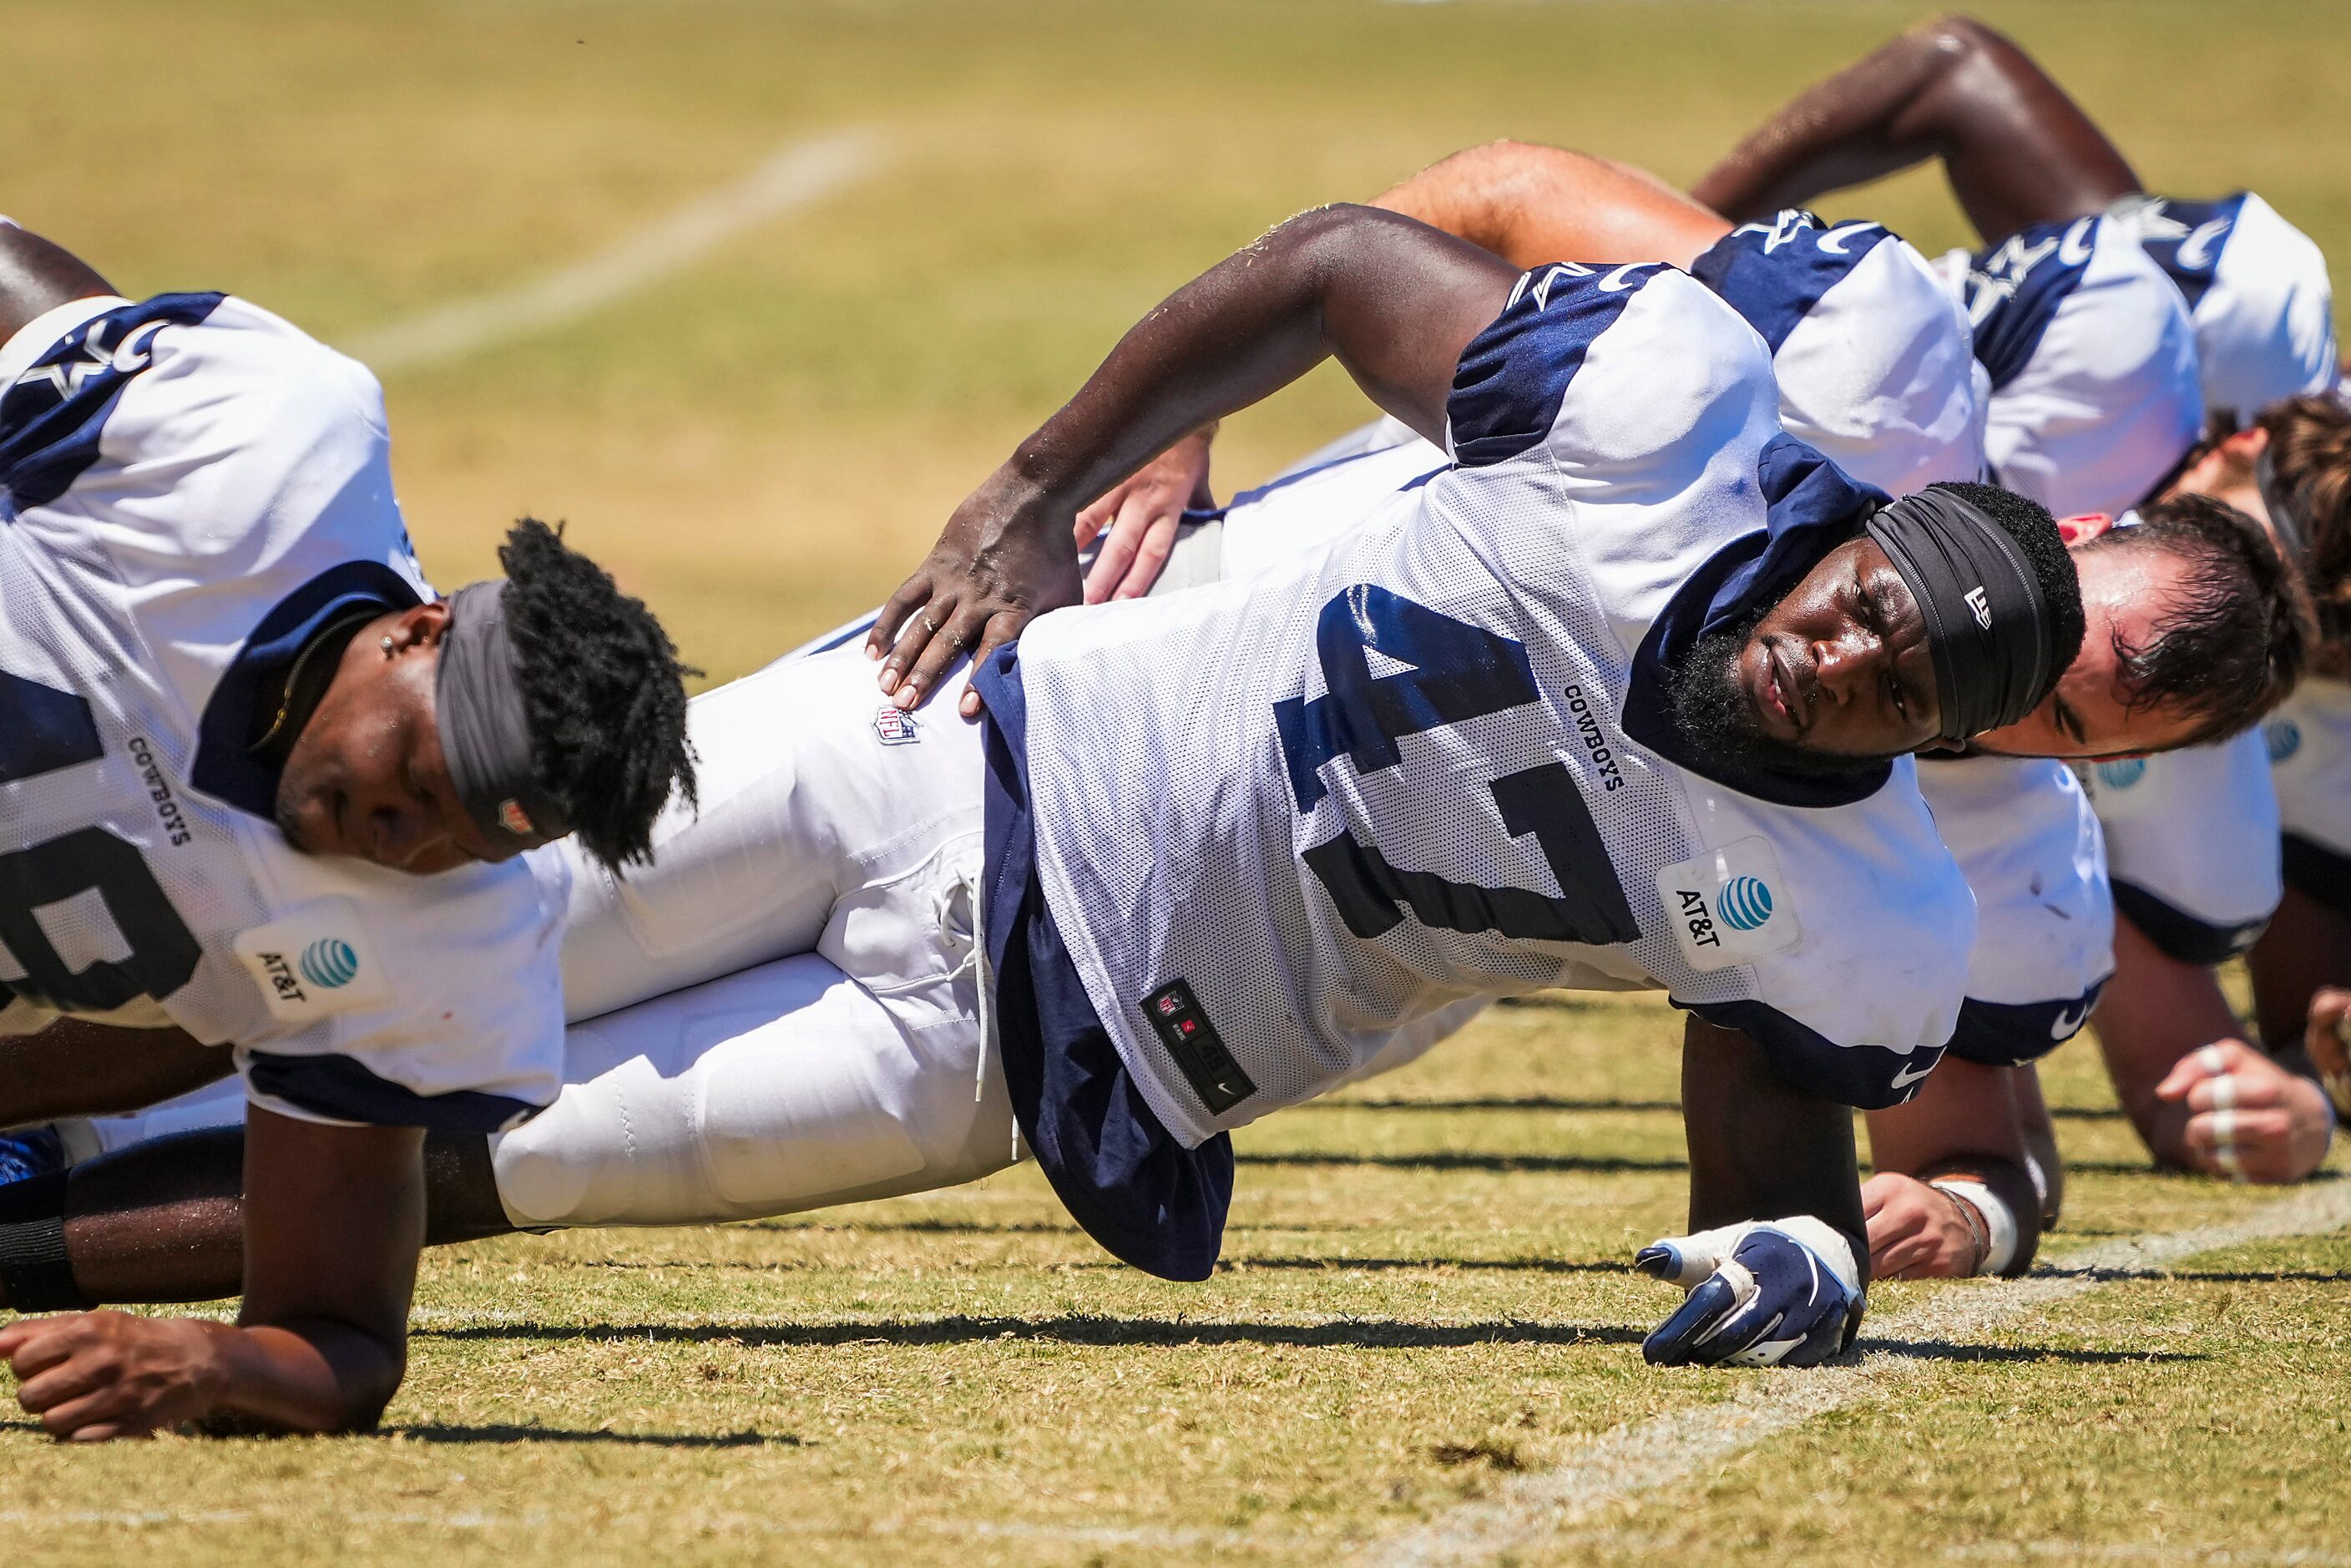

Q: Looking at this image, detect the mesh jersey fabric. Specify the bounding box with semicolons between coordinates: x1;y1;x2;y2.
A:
1010;263;1974;1146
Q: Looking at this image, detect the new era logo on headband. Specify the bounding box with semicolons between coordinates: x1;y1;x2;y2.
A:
1964;586;1992;630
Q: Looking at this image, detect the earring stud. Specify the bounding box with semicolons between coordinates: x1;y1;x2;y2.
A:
381;635;396;655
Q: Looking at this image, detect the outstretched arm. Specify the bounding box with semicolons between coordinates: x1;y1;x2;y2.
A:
869;203;1518;713
2;1110;423;1438
1690;14;2139;244
1374;140;1732;271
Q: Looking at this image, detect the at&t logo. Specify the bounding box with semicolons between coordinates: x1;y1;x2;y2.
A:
1717;875;1775;933
2095;758;2146;791
298;938;360;990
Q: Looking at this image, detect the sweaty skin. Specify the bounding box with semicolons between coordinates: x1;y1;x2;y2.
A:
1690;13;2139;245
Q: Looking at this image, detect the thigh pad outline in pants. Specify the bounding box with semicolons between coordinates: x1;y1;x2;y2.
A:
490;952;1018;1228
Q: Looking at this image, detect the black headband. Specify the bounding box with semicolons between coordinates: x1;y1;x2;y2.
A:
436;579;572;852
2255;449;2311;569
1865;488;2058;741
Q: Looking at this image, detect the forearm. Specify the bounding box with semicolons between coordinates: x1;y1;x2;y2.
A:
0;1020;230;1126
194;1318;405;1434
1680;1016;1868;1283
1691;16;2137;241
991;204;1510;524
2096;915;2246;1169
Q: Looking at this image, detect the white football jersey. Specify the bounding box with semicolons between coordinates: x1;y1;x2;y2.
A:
0;293;565;1130
1690;211;1989;497
2076;731;2281;964
1938;215;2202;518
2111;191;2337;423
1217;221;2100;1070
1014;265;1974;1146
2268;677;2351;862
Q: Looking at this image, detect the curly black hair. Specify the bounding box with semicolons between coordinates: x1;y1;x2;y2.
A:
1927;480;2087;707
498;518;697;869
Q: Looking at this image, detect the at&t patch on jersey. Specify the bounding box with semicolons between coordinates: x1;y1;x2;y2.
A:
1656;837;1802;974
232;898;392;1023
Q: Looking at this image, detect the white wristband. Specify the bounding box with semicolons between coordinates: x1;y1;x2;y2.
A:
1930;1178;2018;1276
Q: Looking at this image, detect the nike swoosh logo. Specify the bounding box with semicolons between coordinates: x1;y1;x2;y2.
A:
1889;1059;1935;1090
1817;222;1876;256
2050;1003;2090;1039
2058;217;2097;268
1597;263;1646;293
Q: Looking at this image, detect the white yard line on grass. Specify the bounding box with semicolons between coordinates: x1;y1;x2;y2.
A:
1367;1180;2351;1568
343;127;886;375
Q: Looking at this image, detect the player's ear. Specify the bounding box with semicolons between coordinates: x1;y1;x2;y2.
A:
2054;512;2114;546
386;598;453;655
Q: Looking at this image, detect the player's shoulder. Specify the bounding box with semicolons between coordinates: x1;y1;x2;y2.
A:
0;291;387;518
1688;208;1912;352
228;845;568;1133
1446;260;1769;472
1666;761;1974;1108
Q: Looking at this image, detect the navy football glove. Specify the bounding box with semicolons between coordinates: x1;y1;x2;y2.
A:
1636;1216;1863;1368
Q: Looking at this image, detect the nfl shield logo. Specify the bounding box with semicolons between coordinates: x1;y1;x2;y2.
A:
873;706;920;746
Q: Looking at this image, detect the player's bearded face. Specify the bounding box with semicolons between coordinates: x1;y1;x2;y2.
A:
275;629;505;874
1667;538;1943;771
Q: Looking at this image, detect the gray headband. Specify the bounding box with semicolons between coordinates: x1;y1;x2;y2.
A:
1865;489;2059;741
436;579;571;852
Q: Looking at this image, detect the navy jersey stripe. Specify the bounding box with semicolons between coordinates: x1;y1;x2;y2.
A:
1964;218;2098;391
1691;211;1892;354
0;292;225;511
2132;194;2245;311
245;1049;542;1133
1447;263;1665;468
1680;994;1946;1110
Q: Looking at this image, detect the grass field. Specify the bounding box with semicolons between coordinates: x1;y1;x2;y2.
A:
5;1;2351;1561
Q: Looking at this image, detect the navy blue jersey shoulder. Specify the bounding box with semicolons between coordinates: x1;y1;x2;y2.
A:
1681;995;1945;1109
244;1050;540;1134
1964;218;2097;391
2111;878;2268;966
0;293;225;511
1621;433;1892;809
190;561;425;821
1447;263;1666;468
1691;211;1892;354
1944;979;2106;1068
2131;194;2247;311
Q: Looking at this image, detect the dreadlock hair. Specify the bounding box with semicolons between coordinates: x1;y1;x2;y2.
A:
1928;480;2087;701
2073;493;2314;747
2257;393;2351;676
498;518;698;870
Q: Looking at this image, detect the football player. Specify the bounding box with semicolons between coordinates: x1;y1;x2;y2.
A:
1065;138;2302;1278
0;205;2100;1389
0;217;695;1437
1693;15;2347;1246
